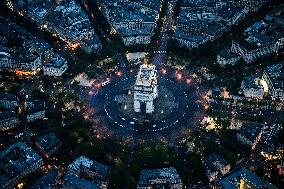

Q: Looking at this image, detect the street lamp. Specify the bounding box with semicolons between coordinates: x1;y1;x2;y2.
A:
186;78;192;84
116;71;122;77
176;72;182;80
161;68;167;75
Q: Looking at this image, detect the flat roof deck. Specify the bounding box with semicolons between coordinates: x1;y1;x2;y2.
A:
135;64;157;87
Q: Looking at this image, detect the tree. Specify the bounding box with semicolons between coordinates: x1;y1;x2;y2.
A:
159;0;168;18
173;0;182;17
127;176;137;189
6;84;19;94
109;162;128;188
31;89;45;99
78;142;94;156
48;108;62;119
0;86;5;92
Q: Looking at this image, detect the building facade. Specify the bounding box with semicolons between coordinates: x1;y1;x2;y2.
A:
173;1;247;50
218;167;268;189
30;168;61;189
262;63;284;101
0;93;19;109
97;0;161;46
0;142;43;189
231;39;284;64
64;156;110;189
24;99;46;123
44;0;102;53
241;76;265;99
137;167;183;189
36;132;60;156
43;55;68;76
0;111;18;131
202;153;230;182
217;47;241;66
0;49;12;70
237;122;266;150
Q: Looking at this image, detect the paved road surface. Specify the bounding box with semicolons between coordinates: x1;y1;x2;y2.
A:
151;0;177;68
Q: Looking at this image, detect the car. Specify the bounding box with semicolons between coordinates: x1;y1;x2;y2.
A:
102;80;110;86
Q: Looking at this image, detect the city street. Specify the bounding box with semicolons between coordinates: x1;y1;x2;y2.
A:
151;0;177;68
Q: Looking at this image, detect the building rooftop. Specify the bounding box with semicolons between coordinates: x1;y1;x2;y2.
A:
264;62;284;91
64;172;101;189
99;0;161;21
25;98;46;115
238;122;264;143
119;27;153;36
242;5;284;49
207;22;227;37
182;0;229;8
0;93;18;101
262;124;282;146
0;142;42;188
12;47;40;64
98;0;161;37
138;167;182;186
0;48;10;58
8;36;47;66
203;153;229;177
135;64;157;87
68;156;110;181
9;0;57;22
174;0;246;45
30;168;59;189
46;0;100;46
0;22;10;36
219;47;239;59
64;156;110;188
130;0;162;11
242;76;264;90
174;28;208;43
43;54;67;68
25;99;46;114
0;111;17;120
36;133;60;154
219;168;267;189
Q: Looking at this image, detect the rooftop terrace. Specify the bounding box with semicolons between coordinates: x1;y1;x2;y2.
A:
135;64;157;87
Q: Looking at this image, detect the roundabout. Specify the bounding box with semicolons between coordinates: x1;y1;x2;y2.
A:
90;68;200;136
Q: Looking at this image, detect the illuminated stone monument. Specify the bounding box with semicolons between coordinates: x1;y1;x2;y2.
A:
134;63;158;114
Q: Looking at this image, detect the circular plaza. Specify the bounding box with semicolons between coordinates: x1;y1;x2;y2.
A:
89;65;200;137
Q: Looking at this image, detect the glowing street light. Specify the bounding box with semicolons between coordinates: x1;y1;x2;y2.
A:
95;83;101;89
204;104;209;110
161;68;167;75
88;90;94;96
186;78;192;84
176;72;182;80
116;71;122;77
17;183;24;189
